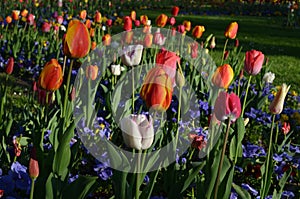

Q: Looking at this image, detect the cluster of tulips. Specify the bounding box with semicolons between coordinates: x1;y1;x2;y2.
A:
0;3;299;199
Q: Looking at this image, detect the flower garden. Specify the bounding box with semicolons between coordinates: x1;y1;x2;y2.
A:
0;0;300;199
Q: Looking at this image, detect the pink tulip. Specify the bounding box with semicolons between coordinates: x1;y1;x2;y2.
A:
244;50;264;76
214;91;241;122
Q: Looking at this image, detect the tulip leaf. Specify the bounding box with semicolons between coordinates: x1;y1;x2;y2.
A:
61;175;98;199
232;183;251;199
181;163;205;193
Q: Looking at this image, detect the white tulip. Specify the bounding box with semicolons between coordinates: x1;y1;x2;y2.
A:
111;64;125;76
120;114;154;150
263;72;275;84
121;45;143;67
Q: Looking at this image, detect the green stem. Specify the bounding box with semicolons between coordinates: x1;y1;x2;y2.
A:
175;86;182;147
29;178;35;199
132;68;135;114
136;151;141;199
221;39;228;65
261;114;276;198
214;119;231;199
241;75;252;117
62;59;74;118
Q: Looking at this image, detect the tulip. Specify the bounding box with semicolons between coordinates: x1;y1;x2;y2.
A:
172;6;180;16
120;114;154;150
244;50;264;76
29;148;39;179
169;17;176;26
42;22;51;33
27;14;35;25
91;41;97;50
56;16;64;24
211;64;234;89
111;64;125;76
130;10;136;21
38;59;63;91
171;27;176;36
269;84;290;115
63;20;91;59
134;20;141;27
58;0;63;7
192;25;205;39
13;137;21;157
5;57;14;75
123;16;132;31
282;122;290;135
224;50;229;60
37;87;54;105
190;42;198;59
140;66;173;111
140;15;148;26
6;16;12;24
12;10;20;21
156;49;180;86
85;19;92;29
177;24;185;34
86;65;98;80
79;10;87;20
90;28;95;37
183;20;191;31
210;36;216;49
144;33;153;48
94;11;102;23
143;25;151;34
263;72;275;84
123;31;134;44
214;91;241;122
224;21;238;39
121;45;143;66
153;29;166;46
21;9;28;17
102;34;111;46
156;14;168;28
188;134;206;150
0;190;3;197
106;19;112;27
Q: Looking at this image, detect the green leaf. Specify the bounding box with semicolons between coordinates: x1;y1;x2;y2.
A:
232;183;251;199
61;175;98;199
181;163;205;193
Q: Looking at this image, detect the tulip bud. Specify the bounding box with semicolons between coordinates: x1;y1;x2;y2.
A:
183;20;191;31
121;45;143;66
172;6;180;16
269;84;290;114
79;10;87;20
156;14;168;28
94;11;102;23
123;31;134;44
38;59;63;91
192;25;205;39
102;34;112;46
176;71;185;88
143;33;153;48
140;66;173;111
169;17;176;26
123;16;132;31
140;15;148;26
6;16;12;24
106;19;112;27
214;91;241;122
244;50;264;76
5;57;14;75
211;64;234;89
210;36;216;49
130;10;136;21
224;21;238;39
21;9;28;18
63;20;91;59
282;122;290;135
120;114;154;150
29;148;39;179
85;19;92;29
134;20;141;27
86;65;98;80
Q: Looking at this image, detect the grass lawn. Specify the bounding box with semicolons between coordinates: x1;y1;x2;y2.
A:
133;10;300;91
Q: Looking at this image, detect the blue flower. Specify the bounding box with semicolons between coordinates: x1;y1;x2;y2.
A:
241;183;258;196
0;175;15;194
243;142;266;158
282;190;295;198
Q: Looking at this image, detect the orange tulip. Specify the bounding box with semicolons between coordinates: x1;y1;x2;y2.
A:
79;10;87;20
38;59;63;91
144;33;153;48
140;15;148;26
192;25;205;39
211;64;234;89
6;16;12;24
86;65;98;80
224;22;238;39
123;31;134;44
183;20;191;31
156;14;168;28
90;28;95;37
85;19;92;29
94;11;102;23
140;66;173;111
102;34;111;46
21;9;28;17
5;57;14;75
12;10;20;21
130;10;136;21
269;84;290;115
91;41;97;50
63;20;91;58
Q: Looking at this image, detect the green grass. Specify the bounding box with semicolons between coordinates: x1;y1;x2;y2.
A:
135;10;300;91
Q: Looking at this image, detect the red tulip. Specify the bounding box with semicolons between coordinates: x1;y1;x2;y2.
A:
156;49;180;86
282;122;290;135
211;64;234;89
171;6;180;16
29;148;39;179
156;14;168;28
63;20;91;59
140;66;173;111
224;22;238;39
244;50;264;76
183;20;191;31
214;91;241;122
38;59;63;91
94;11;102;23
192;25;205;39
41;22;51;32
12;10;20;21
130;10;136;21
86;65;98;80
134;20;141;27
5;57;14;75
106;19;112;27
140;15;148;26
177;24;185;34
144;33;153;48
102;34;111;46
123;16;132;31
